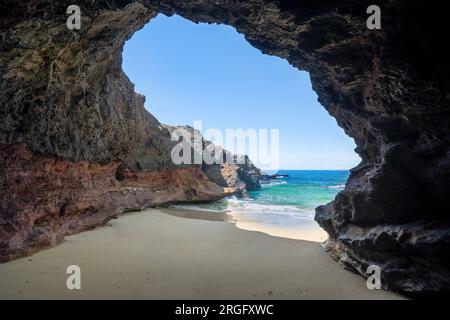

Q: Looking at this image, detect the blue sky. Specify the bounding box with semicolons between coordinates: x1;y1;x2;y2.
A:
123;14;360;170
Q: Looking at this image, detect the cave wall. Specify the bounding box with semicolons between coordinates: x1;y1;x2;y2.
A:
0;0;235;263
1;0;449;294
0;1;172;170
0;143;226;262
153;0;450;294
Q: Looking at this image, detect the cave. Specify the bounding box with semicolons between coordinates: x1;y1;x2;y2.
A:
0;0;449;296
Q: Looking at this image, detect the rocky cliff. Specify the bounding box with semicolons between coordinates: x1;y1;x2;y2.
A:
1;0;449;295
164;125;261;194
0;143;228;262
201;155;261;196
0;0;259;263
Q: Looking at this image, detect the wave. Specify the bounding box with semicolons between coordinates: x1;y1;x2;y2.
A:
326;184;346;190
260;181;288;187
176;196;314;219
168;195;328;243
230;201;313;218
170;196;314;219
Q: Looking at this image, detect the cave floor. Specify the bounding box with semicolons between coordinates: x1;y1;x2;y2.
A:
0;209;404;299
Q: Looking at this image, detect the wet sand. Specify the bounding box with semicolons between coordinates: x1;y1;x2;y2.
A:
163;206;329;242
0;209;403;299
232;213;329;242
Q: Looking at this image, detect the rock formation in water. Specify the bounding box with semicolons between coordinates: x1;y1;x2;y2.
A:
0;0;449;295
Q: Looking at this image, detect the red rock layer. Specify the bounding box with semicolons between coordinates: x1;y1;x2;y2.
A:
0;143;226;262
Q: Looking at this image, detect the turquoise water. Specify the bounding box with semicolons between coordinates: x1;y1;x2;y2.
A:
171;170;348;241
250;170;348;211
174;170;348;221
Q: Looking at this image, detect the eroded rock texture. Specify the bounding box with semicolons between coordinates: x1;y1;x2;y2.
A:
1;0;449;295
201;156;261;195
164;125;261;194
0;0;243;262
0;143;226;262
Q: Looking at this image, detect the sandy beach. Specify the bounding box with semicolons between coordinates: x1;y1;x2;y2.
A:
163;206;329;243
0;209;403;299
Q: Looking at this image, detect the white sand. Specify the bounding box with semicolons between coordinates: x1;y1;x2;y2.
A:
0;209;404;299
233;215;329;242
163;207;329;242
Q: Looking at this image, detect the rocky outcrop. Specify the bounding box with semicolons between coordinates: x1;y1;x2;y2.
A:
1;0;449;294
201;155;261;195
165;125;261;194
0;143;227;262
0;1;232;262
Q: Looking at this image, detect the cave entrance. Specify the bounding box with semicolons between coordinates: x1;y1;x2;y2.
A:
122;14;360;242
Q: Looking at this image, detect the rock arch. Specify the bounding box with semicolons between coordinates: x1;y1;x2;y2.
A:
0;0;449;294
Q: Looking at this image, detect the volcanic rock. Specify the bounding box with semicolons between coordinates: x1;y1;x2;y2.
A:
1;0;449;294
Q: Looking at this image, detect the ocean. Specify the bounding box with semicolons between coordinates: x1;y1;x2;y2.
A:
171;170;349;242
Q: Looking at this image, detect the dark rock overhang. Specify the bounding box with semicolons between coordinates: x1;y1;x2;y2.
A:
0;0;449;295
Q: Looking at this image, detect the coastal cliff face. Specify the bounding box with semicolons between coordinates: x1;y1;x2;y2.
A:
0;143;226;262
201;157;261;195
164;125;261;194
0;1;250;262
0;0;449;294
